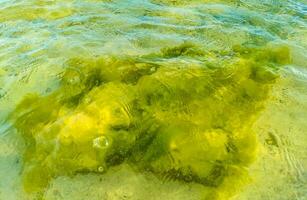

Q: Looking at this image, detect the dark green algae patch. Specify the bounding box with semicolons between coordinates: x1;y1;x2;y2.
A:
9;43;290;199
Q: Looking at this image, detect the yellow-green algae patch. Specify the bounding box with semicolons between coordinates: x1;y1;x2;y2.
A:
9;43;290;199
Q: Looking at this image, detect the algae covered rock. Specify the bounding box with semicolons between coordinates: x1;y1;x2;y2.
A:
9;43;290;199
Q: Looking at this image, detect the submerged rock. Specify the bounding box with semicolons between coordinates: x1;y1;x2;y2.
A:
9;43;290;199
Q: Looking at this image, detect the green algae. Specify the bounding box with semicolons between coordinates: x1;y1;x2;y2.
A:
8;43;290;199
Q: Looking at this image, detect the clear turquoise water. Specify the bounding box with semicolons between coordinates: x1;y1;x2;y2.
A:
0;1;306;200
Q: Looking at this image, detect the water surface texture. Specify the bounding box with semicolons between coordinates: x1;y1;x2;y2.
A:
0;1;306;200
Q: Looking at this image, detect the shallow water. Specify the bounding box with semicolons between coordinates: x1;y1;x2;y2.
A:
0;0;306;200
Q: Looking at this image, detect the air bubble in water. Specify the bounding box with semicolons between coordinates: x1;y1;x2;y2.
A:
93;136;109;149
98;166;104;173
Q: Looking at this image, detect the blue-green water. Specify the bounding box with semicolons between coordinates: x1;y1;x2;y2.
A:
0;1;306;200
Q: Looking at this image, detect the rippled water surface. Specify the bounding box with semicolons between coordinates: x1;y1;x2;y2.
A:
0;1;306;200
